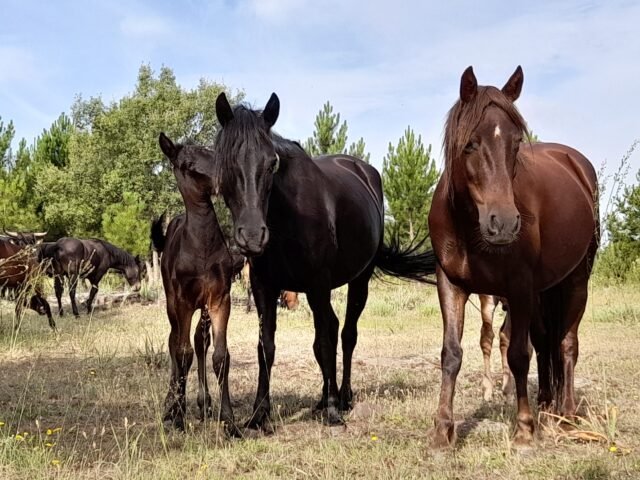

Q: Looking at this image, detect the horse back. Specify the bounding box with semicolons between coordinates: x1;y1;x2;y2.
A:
517;142;599;288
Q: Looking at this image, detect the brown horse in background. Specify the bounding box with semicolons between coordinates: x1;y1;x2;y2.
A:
153;133;240;436
429;66;599;448
0;237;55;329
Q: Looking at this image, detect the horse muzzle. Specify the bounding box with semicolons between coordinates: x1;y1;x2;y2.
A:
234;225;269;257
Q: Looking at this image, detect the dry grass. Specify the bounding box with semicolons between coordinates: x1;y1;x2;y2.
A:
0;280;639;479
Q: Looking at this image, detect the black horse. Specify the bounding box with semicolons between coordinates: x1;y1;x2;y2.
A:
211;92;436;431
152;133;245;436
38;238;146;317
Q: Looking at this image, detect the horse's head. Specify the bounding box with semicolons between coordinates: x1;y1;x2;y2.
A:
124;255;146;291
446;66;527;246
213;92;280;256
159;133;217;204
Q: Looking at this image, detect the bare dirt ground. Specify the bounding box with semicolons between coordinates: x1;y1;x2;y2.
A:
0;281;639;479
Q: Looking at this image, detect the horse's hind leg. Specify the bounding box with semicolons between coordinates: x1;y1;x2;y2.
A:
499;308;515;398
85;273;102;314
194;308;212;420
164;298;195;431
209;293;241;437
479;295;497;401
557;264;590;418
54;276;64;316
339;266;373;411
307;288;342;425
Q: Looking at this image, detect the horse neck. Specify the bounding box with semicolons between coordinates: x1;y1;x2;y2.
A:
182;195;224;245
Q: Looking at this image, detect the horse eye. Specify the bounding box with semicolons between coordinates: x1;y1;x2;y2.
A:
464;141;476;154
270;153;280;173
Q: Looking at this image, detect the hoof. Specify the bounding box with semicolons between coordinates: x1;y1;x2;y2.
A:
313;397;328;413
321;406;344;426
245;410;274;435
430;423;456;450
163;415;185;432
223;421;243;438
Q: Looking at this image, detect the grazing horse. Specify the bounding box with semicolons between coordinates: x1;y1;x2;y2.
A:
212;92;436;431
428;66;599;448
153;133;240;436
38;238;145;317
0;237;55;329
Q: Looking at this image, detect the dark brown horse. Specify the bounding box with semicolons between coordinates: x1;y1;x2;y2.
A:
0;237;55;329
153;133;240;436
428;66;599;447
38;238;145;317
212;92;436;431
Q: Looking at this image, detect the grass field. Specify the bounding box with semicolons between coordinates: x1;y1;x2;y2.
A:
0;280;639;479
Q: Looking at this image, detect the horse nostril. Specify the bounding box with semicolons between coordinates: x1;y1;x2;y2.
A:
512;215;521;233
488;214;499;235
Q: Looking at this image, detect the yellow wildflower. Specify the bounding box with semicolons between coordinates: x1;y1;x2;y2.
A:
200;463;209;471
14;434;24;441
0;421;5;427
609;445;618;453
51;459;61;467
45;442;56;448
46;429;53;436
371;435;379;441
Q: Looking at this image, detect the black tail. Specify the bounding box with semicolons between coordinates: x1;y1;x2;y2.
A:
150;213;166;253
374;234;437;284
539;286;565;409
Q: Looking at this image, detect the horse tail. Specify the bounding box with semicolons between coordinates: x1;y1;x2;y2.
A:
539;286;565;408
150;214;166;253
374;234;437;284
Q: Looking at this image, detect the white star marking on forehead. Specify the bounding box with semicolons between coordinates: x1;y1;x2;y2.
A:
494;125;501;138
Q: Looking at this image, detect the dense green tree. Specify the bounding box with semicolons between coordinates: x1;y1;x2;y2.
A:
0;116;15;173
304;101;370;163
102;192;149;256
382;127;439;243
36;64;240;250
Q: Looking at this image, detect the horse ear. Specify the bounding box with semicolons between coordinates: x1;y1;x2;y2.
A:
262;93;280;129
159;133;179;163
460;66;478;103
502;65;524;102
216;93;234;127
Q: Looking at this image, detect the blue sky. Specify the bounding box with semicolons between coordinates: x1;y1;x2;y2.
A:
1;0;639;195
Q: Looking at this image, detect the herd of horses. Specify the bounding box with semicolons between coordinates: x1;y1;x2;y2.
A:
0;66;598;449
0;233;146;330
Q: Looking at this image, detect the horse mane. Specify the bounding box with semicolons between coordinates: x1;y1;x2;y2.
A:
92;239;136;268
443;86;529;195
271;133;308;160
213;104;272;190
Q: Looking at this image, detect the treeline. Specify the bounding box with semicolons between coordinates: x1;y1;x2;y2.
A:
5;64;635;283
0;64;440;255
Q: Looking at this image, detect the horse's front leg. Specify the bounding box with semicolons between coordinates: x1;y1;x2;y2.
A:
246;273;279;433
209;293;241;437
432;266;469;449
163;298;194;431
507;287;537;447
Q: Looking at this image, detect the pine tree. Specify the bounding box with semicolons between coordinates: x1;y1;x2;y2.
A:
304;101;370;163
382;127;439;243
